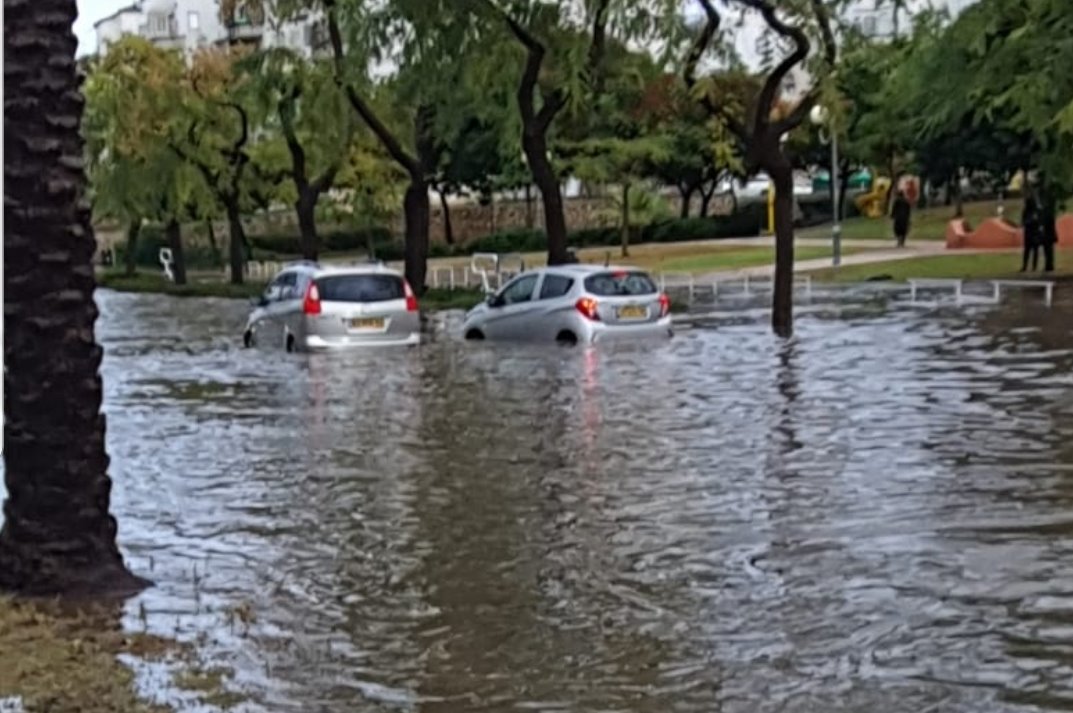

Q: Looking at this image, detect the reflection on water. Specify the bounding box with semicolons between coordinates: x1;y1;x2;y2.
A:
11;288;1073;711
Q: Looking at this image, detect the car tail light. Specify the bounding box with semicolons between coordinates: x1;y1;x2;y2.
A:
302;282;321;315
575;296;600;321
403;280;418;312
659;293;671;317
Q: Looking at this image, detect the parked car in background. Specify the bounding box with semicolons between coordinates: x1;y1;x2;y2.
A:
243;262;421;352
462;265;673;345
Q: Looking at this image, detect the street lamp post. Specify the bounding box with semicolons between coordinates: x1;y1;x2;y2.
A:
810;105;841;267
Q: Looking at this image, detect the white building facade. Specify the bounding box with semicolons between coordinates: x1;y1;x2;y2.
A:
92;0;325;59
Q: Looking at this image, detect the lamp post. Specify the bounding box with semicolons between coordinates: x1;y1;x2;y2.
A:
810;104;841;267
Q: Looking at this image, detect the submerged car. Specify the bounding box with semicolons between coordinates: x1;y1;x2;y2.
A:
243;262;421;352
462;265;673;345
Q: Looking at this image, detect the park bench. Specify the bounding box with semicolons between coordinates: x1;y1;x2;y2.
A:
908;278;963;304
990;279;1055;307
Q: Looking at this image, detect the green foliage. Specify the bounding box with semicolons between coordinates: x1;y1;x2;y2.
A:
83;37;214;225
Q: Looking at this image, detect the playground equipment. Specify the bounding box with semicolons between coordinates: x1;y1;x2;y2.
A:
854;176;891;218
470;252;526;294
159;247;175;282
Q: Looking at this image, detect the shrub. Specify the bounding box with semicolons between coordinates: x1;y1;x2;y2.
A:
450;206;768;256
248;226;394;256
466;229;547;255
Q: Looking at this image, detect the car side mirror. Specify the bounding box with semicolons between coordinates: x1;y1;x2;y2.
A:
487;294;504;308
252;294;269;308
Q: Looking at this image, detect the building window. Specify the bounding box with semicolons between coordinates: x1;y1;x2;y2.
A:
188;11;199;31
147;13;169;35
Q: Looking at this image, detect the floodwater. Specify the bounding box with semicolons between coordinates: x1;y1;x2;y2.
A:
21;288;1073;710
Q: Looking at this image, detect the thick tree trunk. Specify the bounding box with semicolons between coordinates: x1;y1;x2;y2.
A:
523;127;569;265
438;187;454;245
296;189;319;261
403;177;430;293
124;220;140;277
225;200;246;285
678;184;695;218
952;170;964;218
620;182;630;258
1;0;148;596
165;218;187;286
768;156;796;338
700;182;717;217
204;219;222;265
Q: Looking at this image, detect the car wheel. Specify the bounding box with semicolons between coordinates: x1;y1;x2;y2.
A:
242;329;255;349
555;330;578;346
464;329;485;341
285;334;296;353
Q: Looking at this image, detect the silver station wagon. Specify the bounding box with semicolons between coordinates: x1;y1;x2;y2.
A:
462;265;673;345
243;262;421;352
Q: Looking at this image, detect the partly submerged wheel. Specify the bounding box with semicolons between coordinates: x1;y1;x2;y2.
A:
555;330;578;346
242;329;254;349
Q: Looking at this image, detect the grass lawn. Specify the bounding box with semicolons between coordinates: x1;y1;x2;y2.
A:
643;244;866;274
797;200;1004;242
98;271;264;299
808;250;1073;283
0;596;244;713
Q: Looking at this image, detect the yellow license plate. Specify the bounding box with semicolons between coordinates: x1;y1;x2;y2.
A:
349;317;385;329
617;305;647;320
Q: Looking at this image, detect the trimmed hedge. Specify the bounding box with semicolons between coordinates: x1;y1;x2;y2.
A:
249;227;393;256
456;206;767;257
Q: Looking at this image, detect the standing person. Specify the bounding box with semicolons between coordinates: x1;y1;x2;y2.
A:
1021;189;1042;272
891;190;911;247
1040;187;1058;273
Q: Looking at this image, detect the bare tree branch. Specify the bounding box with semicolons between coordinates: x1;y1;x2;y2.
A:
771;0;839;136
323;0;422;178
736;0;811;136
587;0;612;92
682;0;747;139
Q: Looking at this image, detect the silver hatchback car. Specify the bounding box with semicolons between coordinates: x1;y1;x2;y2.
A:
462;265;673;344
243;262;421;352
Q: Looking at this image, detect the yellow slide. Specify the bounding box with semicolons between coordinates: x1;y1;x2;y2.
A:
854;177;891;218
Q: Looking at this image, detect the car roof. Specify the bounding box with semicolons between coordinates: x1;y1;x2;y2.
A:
547;264;651;276
278;261;402;278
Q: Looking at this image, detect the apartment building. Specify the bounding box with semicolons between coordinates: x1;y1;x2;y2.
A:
92;0;328;59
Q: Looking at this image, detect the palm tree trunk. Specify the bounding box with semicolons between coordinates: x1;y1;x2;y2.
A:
2;0;148;596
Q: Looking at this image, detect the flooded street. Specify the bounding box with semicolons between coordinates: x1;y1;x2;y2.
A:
31;290;1073;710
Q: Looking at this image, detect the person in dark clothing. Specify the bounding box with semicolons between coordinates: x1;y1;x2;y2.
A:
891;190;911;247
1039;189;1058;273
1021;190;1042;272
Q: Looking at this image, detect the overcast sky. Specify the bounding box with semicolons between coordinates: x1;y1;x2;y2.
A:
75;0;131;56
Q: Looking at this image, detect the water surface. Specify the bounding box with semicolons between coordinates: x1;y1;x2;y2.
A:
26;288;1073;710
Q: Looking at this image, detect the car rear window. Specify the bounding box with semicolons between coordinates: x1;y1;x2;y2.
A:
583;271;658;296
315;274;404;303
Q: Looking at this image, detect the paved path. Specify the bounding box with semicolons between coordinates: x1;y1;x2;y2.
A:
686;242;1012;283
